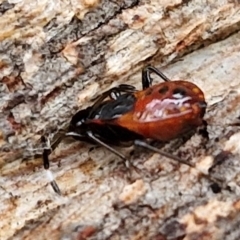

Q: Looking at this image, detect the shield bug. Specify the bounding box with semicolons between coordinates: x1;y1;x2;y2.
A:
42;66;208;194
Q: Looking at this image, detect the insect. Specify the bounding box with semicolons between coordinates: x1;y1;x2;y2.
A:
42;66;207;194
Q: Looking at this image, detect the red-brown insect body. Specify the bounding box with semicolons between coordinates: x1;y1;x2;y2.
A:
91;81;206;142
42;66;207;194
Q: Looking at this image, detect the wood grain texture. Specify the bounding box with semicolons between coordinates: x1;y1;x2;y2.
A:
1;0;240;239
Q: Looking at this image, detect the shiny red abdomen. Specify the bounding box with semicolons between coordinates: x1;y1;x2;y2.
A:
113;81;206;141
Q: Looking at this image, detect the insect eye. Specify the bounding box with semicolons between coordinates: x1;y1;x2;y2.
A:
158;85;169;94
172;88;186;98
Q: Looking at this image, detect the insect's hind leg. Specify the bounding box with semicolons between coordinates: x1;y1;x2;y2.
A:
134;139;194;167
198;120;209;141
41;136;62;195
142;66;170;89
134;139;228;191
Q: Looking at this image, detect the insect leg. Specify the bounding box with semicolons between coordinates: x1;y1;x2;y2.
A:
134;139;194;167
198;120;209;141
134;139;227;190
41;136;62;195
95;85;136;103
110;84;136;100
89;85;136;118
142;66;170;89
115;84;136;96
87;131;139;173
86;131;127;161
67;131;136;177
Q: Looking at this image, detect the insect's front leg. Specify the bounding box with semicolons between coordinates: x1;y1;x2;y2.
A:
41;135;62;195
142;66;170;89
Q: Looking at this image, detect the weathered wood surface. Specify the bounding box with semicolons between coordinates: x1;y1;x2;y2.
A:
1;0;240;239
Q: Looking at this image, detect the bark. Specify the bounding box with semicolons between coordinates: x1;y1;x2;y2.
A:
1;0;240;239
